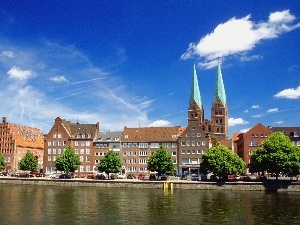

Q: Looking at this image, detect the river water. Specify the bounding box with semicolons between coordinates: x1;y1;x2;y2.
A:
0;184;299;225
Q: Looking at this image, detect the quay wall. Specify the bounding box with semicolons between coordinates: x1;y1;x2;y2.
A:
1;177;300;192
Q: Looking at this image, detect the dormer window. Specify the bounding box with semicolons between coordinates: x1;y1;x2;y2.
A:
77;134;80;138
82;134;85;138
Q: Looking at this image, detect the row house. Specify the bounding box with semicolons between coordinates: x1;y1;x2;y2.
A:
93;131;122;171
120;126;183;175
235;123;273;173
43;117;99;175
269;127;300;147
0;117;44;172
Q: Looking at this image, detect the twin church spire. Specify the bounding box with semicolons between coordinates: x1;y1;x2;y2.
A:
188;62;228;140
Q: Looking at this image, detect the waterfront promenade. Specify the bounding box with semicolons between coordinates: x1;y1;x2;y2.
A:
1;176;300;192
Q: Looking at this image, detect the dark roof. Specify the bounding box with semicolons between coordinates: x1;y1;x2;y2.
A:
95;131;122;142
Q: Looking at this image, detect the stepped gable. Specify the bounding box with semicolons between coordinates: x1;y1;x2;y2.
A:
8;124;44;148
122;126;181;142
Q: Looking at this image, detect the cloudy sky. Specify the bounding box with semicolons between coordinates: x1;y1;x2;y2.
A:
0;1;299;137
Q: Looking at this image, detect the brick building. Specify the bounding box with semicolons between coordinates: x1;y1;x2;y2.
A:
0;117;44;172
43;117;99;175
269;127;300;147
120;126;183;175
235;123;273;174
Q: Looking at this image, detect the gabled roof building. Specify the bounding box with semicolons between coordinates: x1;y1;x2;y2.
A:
0;117;44;172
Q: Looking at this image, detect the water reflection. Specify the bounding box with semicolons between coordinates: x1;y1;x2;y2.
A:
0;184;299;225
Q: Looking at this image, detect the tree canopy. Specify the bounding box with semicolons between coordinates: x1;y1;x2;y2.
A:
249;132;300;179
0;152;6;171
18;150;38;172
97;150;122;179
55;146;81;173
147;146;175;175
200;145;246;180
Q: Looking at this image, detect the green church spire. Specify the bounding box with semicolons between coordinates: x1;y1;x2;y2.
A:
189;64;202;108
214;62;226;105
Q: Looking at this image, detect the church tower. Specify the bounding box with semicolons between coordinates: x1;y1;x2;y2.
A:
188;64;204;125
211;62;228;140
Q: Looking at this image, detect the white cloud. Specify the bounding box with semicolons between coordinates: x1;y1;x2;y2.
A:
266;108;278;113
181;10;300;68
240;128;250;133
240;54;263;62
2;51;14;58
274;120;284;124
244;110;249;113
251;105;260;109
252;114;264;118
148;119;171;127
228;118;249;126
274;86;300;99
50;76;69;83
7;66;34;80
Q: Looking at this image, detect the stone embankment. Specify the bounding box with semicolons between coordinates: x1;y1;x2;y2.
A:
1;177;300;192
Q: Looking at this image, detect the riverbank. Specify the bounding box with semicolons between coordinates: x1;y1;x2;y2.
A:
1;177;300;191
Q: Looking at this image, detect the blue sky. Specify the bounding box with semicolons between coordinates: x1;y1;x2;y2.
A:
0;1;299;138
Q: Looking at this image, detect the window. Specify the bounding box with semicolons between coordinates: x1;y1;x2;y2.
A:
197;142;201;146
202;150;207;154
150;143;159;148
197;133;201;137
249;150;253;155
186;133;190;137
75;141;79;146
95;160;99;164
57;133;62;138
197;150;201;154
86;141;90;146
186;141;190;146
187;150;191;154
53;134;57;138
123;143;128;148
249;141;258;146
172;143;177;148
80;156;84;162
52;141;57;146
172;151;176;156
53;149;56;154
139;143;148;148
133;143;137;148
202;141;206;146
86;156;90;162
123;151;127;156
181;142;186;146
86;165;90;172
57;149;61;154
192;126;195;130
48;149;52;154
80;141;85;146
52;156;56;161
139;159;147;164
80;165;84;172
95;152;99;156
48;156;52;161
139;151;148;156
192;141;196;146
86;148;90;154
80;148;84;154
48;141;52;146
181;150;186;154
191;133;196;137
297;141;300;146
182;158;189;164
192;150;196;154
128;143;133;148
75;148;79;154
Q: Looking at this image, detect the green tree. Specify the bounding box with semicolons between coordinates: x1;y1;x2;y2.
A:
200;145;246;180
250;132;300;180
147;146;175;176
55;146;81;174
97;150;122;179
0;152;7;171
18;150;38;172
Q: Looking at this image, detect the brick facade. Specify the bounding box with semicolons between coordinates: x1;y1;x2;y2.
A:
0;117;44;172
